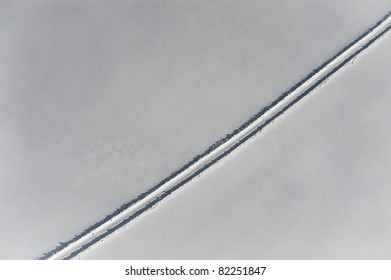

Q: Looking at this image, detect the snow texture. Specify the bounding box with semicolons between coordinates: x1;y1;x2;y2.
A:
1;0;390;259
84;30;391;260
43;13;391;259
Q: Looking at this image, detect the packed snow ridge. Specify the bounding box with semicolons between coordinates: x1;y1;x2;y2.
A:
41;12;391;260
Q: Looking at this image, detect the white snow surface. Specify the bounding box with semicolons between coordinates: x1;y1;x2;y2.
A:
1;0;390;258
46;13;391;259
83;33;391;259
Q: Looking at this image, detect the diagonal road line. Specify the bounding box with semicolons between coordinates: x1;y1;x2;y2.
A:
41;12;391;260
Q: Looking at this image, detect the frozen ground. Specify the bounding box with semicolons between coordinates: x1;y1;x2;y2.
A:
0;1;390;259
84;32;391;259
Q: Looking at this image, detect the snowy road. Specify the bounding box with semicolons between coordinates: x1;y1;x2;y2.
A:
44;12;391;260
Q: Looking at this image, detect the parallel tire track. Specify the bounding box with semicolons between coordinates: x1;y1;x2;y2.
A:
41;12;391;260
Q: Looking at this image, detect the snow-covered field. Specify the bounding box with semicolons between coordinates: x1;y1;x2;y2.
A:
84;32;391;259
1;1;390;259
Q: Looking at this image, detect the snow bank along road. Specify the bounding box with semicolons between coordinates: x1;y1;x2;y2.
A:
41;12;391;260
